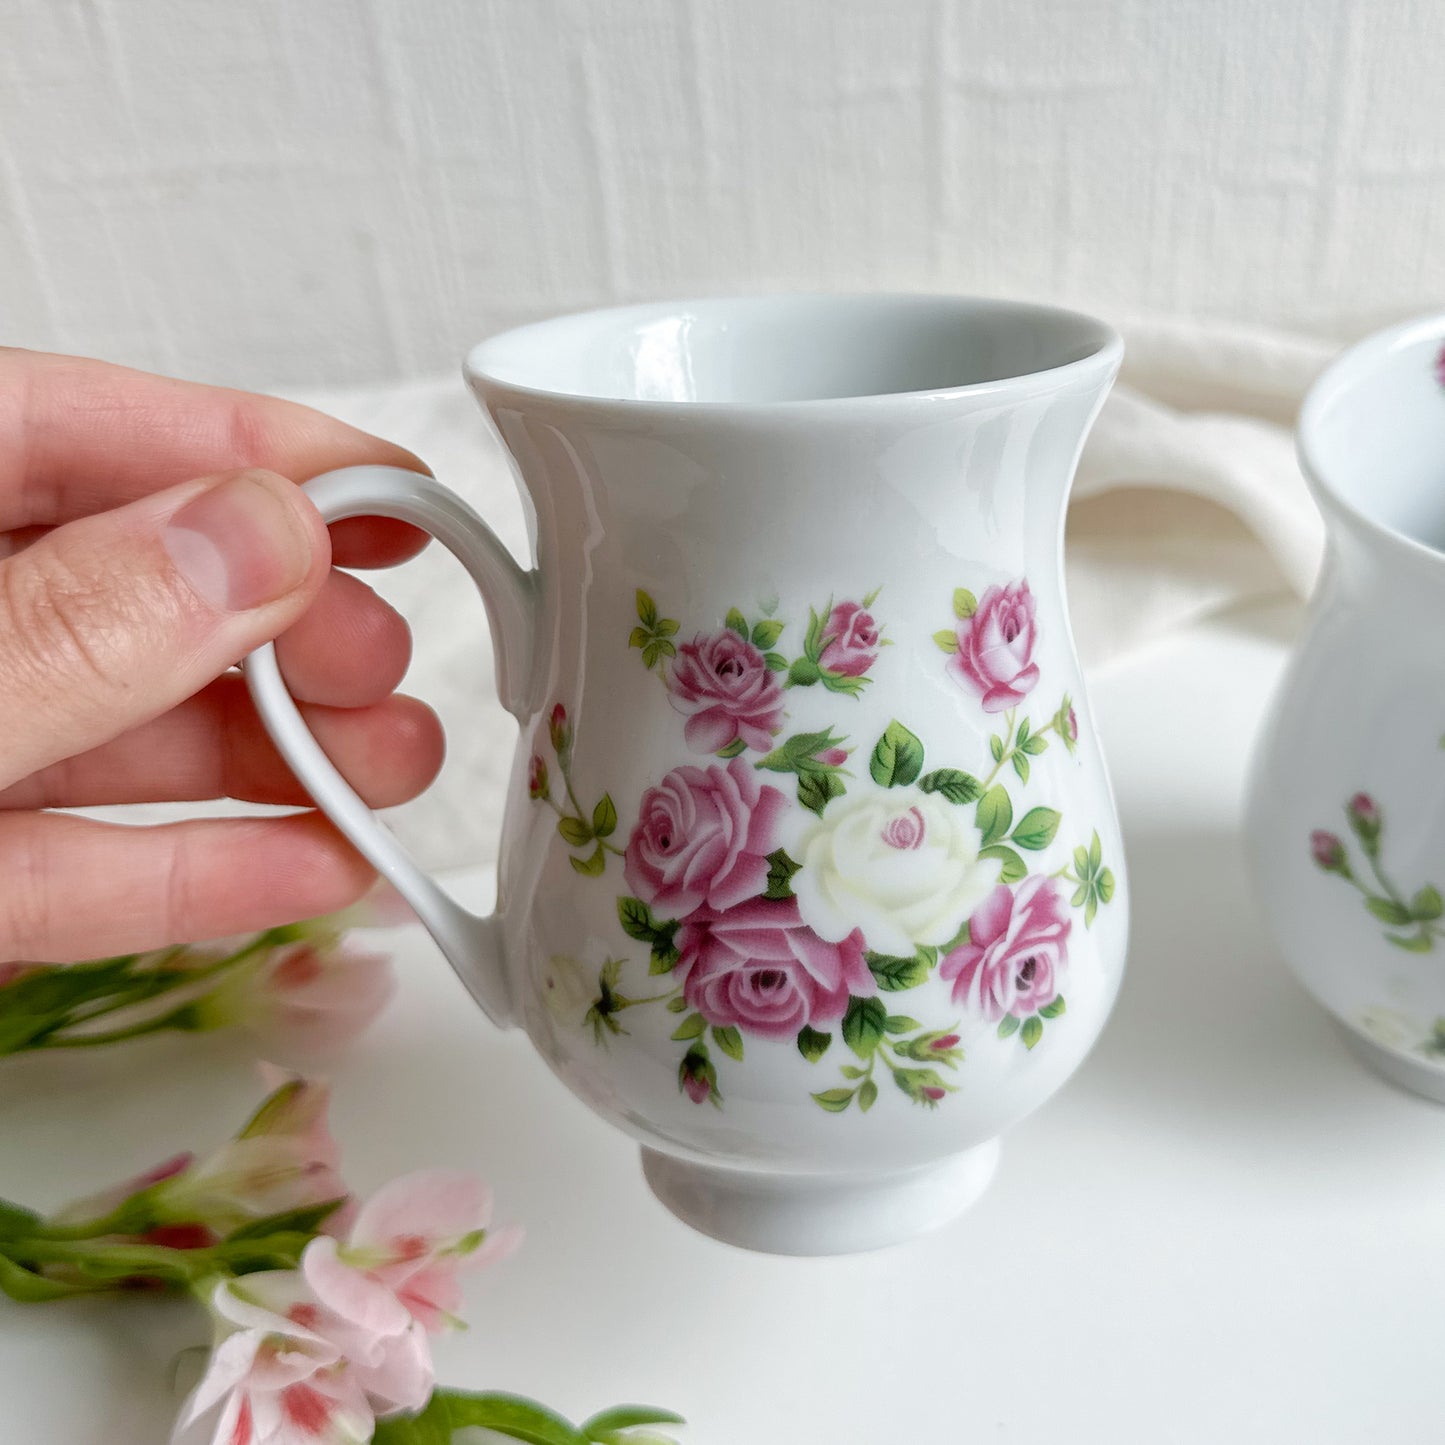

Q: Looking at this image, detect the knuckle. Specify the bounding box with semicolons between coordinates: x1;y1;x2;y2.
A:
0;824;56;960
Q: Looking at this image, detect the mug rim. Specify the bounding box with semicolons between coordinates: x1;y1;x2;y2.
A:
1298;308;1445;569
463;292;1123;415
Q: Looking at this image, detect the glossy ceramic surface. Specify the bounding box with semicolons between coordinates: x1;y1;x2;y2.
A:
247;295;1130;1250
1247;312;1445;1100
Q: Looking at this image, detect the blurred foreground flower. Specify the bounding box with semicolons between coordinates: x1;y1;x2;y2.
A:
0;886;408;1061
0;1071;682;1445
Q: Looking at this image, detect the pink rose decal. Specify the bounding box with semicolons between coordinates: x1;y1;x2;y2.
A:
667;629;784;754
676;898;872;1039
624;758;788;917
948;580;1041;713
940;876;1071;1021
818;600;880;678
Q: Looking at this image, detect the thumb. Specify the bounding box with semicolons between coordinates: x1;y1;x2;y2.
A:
0;468;329;789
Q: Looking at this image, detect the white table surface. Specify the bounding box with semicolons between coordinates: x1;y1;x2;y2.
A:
5;597;1444;1445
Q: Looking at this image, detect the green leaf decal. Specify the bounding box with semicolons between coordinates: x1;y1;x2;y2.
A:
557;816;593;847
918;768;983;804
725;607;749;638
866;951;931;991
716;738;747;758
797;1025;832;1062
1012;806;1061;851
591;794;617;838
1012;751;1031;784
1388;932;1435;952
711;1025;744;1061
811;1088;855;1113
1411;885;1443;921
636;590;658;627
617;896;658;942
670;1013;706;1041
1021;1016;1044;1050
869;720;925;788
841;996;888;1059
933;629;960;653
1039;995;1067;1019
976;785;1013;846
979;843;1028;883
858;1078;879;1113
764;848;802;901
1366;897;1412;926
953;587;978;620
883;1014;922;1033
797;769;846;815
751;619;784;649
997;1015;1021;1039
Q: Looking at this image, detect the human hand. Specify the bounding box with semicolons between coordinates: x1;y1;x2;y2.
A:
0;350;445;962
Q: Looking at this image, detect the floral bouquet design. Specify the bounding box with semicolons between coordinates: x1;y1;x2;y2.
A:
531;579;1117;1115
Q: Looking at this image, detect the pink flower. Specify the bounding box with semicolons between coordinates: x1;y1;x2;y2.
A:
818;601;880;678
200;941;395;1058
675;898;872;1038
820;747;848;767
948;580;1041;713
940;877;1072;1021
667;630;784;754
624;759;787;916
1066;708;1078;742
157;1074;348;1236
304;1170;519;1335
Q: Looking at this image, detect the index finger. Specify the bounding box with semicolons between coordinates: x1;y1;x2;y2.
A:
0;348;430;567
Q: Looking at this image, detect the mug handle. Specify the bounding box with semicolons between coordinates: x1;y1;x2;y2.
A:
243;464;539;1028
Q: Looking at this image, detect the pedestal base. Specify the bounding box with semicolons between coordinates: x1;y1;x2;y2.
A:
1337;1024;1445;1104
640;1140;1001;1255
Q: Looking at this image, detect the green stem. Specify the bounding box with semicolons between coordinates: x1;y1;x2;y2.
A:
30;1006;196;1051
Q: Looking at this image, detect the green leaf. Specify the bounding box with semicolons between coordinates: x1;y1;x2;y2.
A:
869;720;925;788
839;1065;868;1079
617;897;658;943
1021;733;1048;755
629;626;651;651
648;924;680;974
1387;931;1436;953
1411;885;1443;921
842;996;888;1059
751;619;784;648
0;1253;100;1302
1085;892;1098;927
654;618;678;638
558;816;593;847
764;847;802;901
1071;882;1090;908
224;1197;347;1242
802;605;826;661
997;1015;1021;1039
636;590;658;627
0;1200;42;1241
592;794;617;838
374;1389;592;1445
1012;806;1062;851
763;651;789;671
1089;829;1103;870
716;738;747;758
666;996;690;1013
670;1013;706;1041
1012;751;1030;784
1074;844;1091;876
641;640;675;669
797;769;845;815
933;629;960;653
918;768;983;804
1366;897;1413;926
1021;1016;1044;1050
582;1405;688;1438
866;951;931;991
1039;995;1067;1019
858;1078;878;1113
976;785;1013;846
811;1088;855;1113
953;587;978;620
711;1025;744;1061
797;1025;832;1062
1097;868;1116;903
979;843;1027;883
725;607;749;638
570;845;606;877
883;1015;922;1033
787;657;822;686
989;734;1005;763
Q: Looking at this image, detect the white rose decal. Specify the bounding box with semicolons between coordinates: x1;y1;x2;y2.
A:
788;785;1001;956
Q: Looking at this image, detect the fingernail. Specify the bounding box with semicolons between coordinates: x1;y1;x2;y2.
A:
164;473;314;612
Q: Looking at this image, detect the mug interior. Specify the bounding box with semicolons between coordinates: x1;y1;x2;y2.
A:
467;295;1118;406
1300;314;1445;556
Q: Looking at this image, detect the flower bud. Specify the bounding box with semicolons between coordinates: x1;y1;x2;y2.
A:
1310;830;1347;872
548;703;570;756
1347;793;1381;844
527;755;549;800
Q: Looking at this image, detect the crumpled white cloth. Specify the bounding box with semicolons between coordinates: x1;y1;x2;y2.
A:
92;317;1337;871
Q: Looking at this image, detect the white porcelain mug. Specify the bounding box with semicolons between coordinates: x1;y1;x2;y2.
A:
246;296;1130;1253
1247;311;1445;1101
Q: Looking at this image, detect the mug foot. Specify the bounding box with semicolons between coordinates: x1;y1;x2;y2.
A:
639;1140;1001;1255
1335;1023;1445;1104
